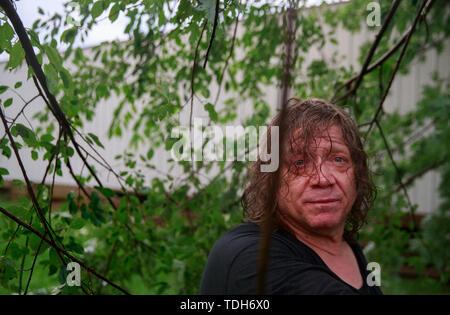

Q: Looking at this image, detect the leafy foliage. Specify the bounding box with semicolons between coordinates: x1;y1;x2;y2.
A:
0;0;449;294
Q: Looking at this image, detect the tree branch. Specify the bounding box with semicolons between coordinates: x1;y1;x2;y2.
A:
0;105;66;264
332;0;402;105
213;11;239;107
0;205;131;295
0;0;121;213
189;20;208;164
203;0;220;68
392;158;446;193
364;0;432;140
375;119;417;230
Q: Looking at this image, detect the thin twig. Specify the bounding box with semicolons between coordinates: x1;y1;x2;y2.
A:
66;157;91;199
375;119;417;230
3;224;20;255
97;238;118;294
0;94;40;144
392;158;446;193
213;11;240;107
203;0;220;68
23;233;45;295
189;20;208;164
18;228;29;295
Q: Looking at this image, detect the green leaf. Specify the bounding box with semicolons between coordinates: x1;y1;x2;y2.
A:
81;204;89;220
58;265;68;284
3;98;12;108
31;150;38;161
109;3;120;22
95;186;115;198
92;1;106;19
67;241;84;255
28;232;48;253
0;168;9;176
88;132;104;149
64;146;75;158
49;248;60;267
14;81;22;89
158;7;166;27
69;199;78;215
175;0;193;23
204;103;219;122
59;68;72;88
147;148;154;160
71;217;85;230
48;264;58;276
198;0;216;22
116;206;128;224
45;45;63;70
12;123;38;147
0;86;7;94
0;256;17;285
61;28;77;44
8;243;23;260
41;134;55;143
27;29;42;50
11;179;24;190
7;42;25;70
6;204;28;222
0;22;14;51
0;146;10;159
44;63;59;95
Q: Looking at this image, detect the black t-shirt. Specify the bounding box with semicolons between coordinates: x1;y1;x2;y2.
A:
200;222;383;295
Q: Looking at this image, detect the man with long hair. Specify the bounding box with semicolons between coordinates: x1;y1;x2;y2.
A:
200;98;382;294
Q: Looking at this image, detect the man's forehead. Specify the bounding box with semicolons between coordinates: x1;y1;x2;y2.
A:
290;125;348;149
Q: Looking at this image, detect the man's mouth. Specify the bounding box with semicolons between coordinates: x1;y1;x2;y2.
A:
306;198;340;205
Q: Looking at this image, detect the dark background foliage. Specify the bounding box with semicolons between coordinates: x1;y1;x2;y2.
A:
0;0;449;294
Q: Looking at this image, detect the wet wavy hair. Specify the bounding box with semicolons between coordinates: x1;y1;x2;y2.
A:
241;98;376;242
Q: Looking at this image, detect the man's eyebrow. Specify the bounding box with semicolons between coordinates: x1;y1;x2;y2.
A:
329;143;347;149
328;141;350;153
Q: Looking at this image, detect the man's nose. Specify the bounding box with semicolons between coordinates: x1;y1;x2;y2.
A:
310;164;335;187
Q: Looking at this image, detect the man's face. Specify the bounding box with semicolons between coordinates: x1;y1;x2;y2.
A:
277;125;357;237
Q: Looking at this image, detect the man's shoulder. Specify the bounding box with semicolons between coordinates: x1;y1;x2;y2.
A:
204;221;302;276
217;221;260;243
212;221;320;259
209;222;261;257
200;222;261;294
212;222;301;254
222;221;261;238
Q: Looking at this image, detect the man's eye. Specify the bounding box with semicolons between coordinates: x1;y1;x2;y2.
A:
334;157;344;163
295;160;304;166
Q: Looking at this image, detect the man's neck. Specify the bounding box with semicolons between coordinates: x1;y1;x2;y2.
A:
282;220;346;257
